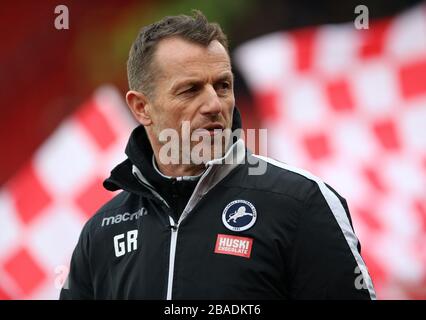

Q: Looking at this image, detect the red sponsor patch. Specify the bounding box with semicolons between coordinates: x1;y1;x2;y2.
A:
214;234;253;259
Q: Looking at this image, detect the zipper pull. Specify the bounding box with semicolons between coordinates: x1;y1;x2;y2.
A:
169;216;178;232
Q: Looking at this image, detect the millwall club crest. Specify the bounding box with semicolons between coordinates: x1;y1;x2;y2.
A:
222;200;257;232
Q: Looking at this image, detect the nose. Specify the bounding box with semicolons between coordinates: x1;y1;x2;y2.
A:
199;85;222;116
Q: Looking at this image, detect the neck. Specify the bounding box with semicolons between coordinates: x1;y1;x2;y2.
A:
147;130;218;178
153;154;205;178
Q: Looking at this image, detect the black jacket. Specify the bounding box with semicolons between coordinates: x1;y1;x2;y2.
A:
60;108;376;300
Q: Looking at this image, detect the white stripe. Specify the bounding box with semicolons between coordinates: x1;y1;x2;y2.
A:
166;216;178;300
152;155;203;181
132;165;170;208
253;155;377;300
144;140;245;300
206;139;246;166
181;139;246;219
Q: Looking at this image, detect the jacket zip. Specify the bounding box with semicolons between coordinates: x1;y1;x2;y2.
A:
131;141;243;300
164;165;214;300
166;216;178;300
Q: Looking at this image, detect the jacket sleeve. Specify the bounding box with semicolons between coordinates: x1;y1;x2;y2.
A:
59;223;94;300
288;182;376;300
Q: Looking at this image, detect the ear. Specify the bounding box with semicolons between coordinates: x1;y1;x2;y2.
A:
126;90;152;126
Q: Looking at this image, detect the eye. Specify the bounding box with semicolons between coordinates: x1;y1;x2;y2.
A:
217;81;231;90
215;81;231;93
221;82;230;89
179;85;199;95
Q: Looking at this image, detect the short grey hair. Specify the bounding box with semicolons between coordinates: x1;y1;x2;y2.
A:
127;10;229;98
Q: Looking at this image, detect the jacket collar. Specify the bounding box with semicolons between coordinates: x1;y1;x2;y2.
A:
103;106;245;199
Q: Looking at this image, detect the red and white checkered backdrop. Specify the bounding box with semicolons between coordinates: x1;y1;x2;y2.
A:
0;4;425;300
0;86;136;299
234;3;426;299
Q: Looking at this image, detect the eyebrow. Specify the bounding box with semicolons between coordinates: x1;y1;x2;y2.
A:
215;73;234;84
171;72;234;92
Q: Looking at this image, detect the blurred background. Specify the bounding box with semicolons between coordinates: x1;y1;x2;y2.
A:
0;0;425;299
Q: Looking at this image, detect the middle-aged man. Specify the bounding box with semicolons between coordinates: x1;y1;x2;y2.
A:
60;11;376;300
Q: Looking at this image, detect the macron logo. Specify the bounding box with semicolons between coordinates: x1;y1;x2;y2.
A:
101;208;147;227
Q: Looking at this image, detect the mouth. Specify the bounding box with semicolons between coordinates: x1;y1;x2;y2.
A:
193;123;225;136
202;123;224;131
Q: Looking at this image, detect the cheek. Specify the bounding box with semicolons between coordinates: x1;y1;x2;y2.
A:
162;116;187;138
224;99;235;121
224;94;235;109
151;101;180;130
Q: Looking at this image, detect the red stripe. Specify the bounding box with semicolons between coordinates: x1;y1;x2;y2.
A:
303;132;332;160
0;285;12;300
359;19;391;59
355;207;383;232
9;163;52;225
372;118;401;151
74;177;114;220
291;28;317;72
3;247;47;297
76;100;118;151
254;88;281;122
363;166;388;193
399;58;426;99
325;78;355;112
413;199;426;233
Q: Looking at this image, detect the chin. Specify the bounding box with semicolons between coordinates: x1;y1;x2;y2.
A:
188;141;225;164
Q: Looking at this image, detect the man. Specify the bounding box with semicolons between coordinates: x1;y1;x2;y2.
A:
60;11;376;300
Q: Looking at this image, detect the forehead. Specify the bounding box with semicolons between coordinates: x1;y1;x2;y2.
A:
153;37;232;81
